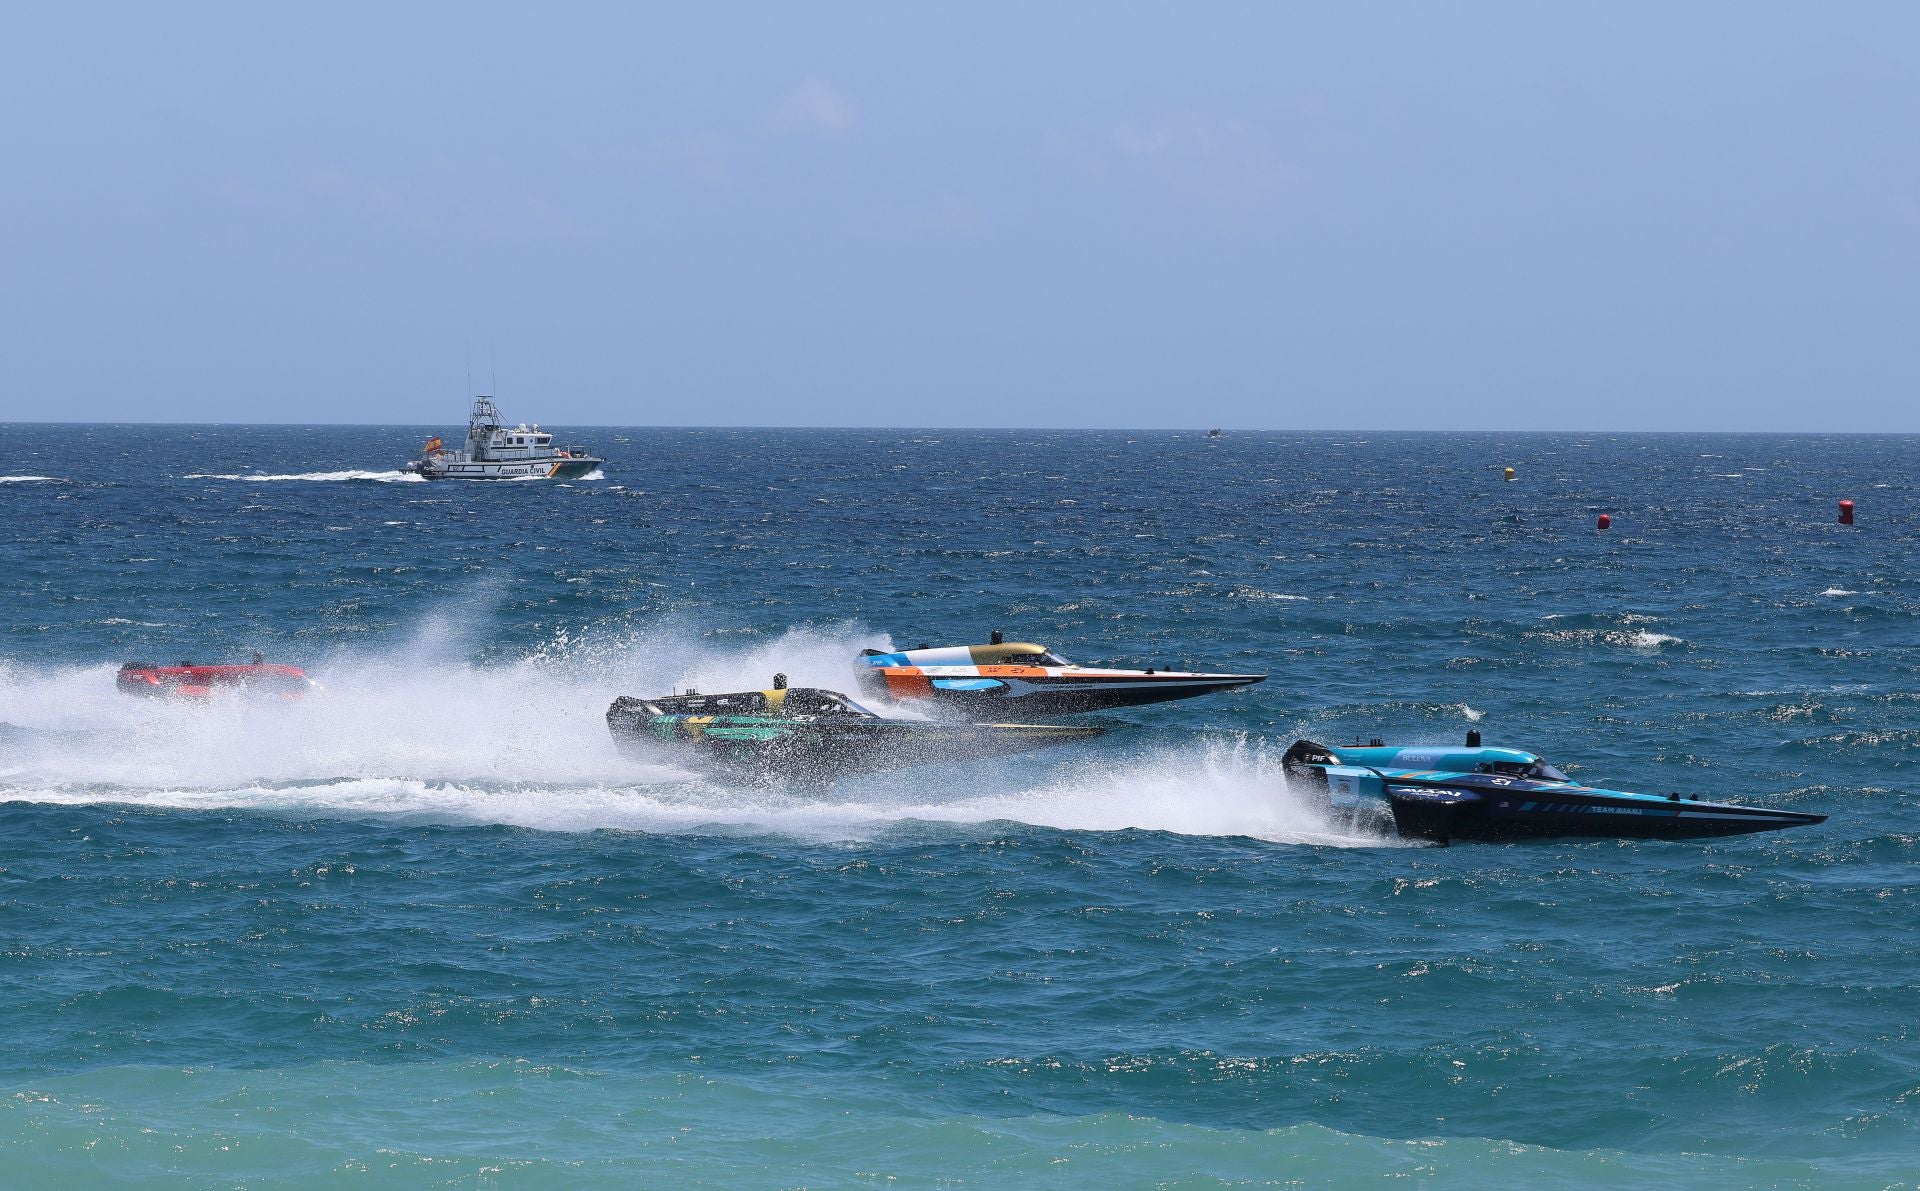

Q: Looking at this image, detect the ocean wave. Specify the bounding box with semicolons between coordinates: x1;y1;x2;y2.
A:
1534;611;1663;628
1527;628;1686;650
0;475;58;483
3;1062;1876;1185
1782;728;1920;754
1315;698;1494;725
183;469;425;483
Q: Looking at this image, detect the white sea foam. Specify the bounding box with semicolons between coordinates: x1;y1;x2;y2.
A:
0;475;56;483
1530;627;1684;651
183;470;425;483
0;620;1373;848
1625;631;1682;648
1820;588;1858;597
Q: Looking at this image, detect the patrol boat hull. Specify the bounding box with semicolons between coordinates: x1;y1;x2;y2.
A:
414;457;601;480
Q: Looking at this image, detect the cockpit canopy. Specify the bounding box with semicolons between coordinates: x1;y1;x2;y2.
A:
978;645;1072;667
861;642;1073;668
643;687;878;720
1299;740;1574;784
1474;758;1570;782
782;688;876;718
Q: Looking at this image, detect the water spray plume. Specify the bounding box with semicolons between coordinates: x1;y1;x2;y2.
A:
0;617;1376;846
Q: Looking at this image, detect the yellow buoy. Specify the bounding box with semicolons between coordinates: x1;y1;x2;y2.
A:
1503;467;1516;482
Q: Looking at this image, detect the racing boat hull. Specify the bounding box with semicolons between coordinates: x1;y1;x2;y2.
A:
860;639;1263;716
863;670;1263;715
1283;737;1825;844
607;684;1104;784
1382;781;1826;844
116;662;313;700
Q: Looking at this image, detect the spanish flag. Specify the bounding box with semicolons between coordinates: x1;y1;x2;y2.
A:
423;436;443;452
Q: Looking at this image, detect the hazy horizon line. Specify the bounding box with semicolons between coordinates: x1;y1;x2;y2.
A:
4;419;1918;437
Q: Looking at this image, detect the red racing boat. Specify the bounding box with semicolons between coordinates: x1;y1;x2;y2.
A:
116;658;315;700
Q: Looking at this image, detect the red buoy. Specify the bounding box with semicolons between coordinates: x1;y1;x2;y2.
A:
1596;514;1611;530
1838;499;1855;525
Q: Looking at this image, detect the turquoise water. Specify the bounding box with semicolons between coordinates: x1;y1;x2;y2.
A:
2;426;1916;1184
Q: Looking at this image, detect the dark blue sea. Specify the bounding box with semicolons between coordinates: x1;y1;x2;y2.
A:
2;425;1916;1185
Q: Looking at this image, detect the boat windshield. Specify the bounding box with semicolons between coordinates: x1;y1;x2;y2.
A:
783;690;875;718
1477;759;1569;782
1003;650;1072;666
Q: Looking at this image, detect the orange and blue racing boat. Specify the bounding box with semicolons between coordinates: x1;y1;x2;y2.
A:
858;632;1264;716
1282;732;1826;844
607;675;1104;783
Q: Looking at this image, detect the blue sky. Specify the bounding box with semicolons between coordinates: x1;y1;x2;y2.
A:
2;3;1915;429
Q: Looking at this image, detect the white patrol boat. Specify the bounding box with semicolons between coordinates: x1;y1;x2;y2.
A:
406;397;605;480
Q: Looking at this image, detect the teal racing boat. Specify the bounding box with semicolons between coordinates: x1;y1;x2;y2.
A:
1282;732;1826;844
606;675;1105;782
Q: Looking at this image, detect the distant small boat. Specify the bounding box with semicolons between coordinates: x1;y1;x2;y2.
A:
1206;428;1224;438
1282;733;1826;844
406;397;604;480
116;659;315;700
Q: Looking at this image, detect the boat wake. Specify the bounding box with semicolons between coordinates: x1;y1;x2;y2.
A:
183;470;426;483
0;621;1369;847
